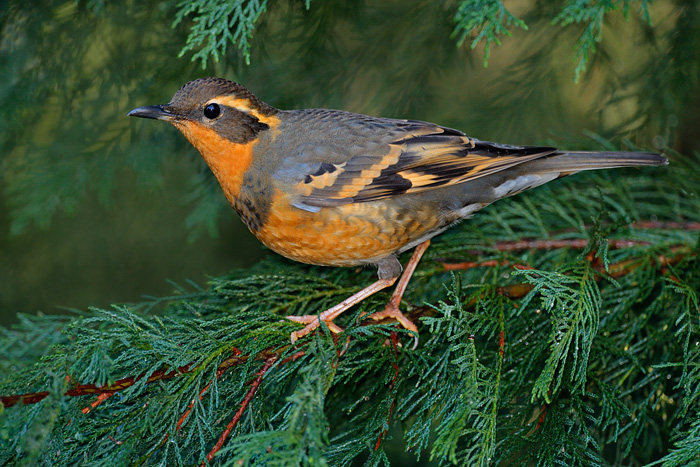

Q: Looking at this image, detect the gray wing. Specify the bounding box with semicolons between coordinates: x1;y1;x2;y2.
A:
270;109;557;211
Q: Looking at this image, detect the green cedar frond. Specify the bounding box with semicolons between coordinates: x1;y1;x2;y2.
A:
400;277;504;466
168;0;655;79
174;0;271;67
515;262;601;403
553;0;653;82
656;416;700;467
451;0;528;66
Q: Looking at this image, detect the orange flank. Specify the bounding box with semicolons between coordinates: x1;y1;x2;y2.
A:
254;192;434;267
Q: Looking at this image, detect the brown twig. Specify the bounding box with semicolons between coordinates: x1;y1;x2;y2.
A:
1;346;273;408
81;392;112;414
632;221;700;230
514;221;700;238
498;329;505;358
202;356;279;465
441;259;534;271
1;362;194;408
453;218;700;257
107;435;124;445
423;245;693;320
159;382;216;446
475;238;651;254
440;236;674;273
171;347;244;437
602;246;690;280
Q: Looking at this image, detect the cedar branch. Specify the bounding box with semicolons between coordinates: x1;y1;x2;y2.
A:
202;356;279;465
2;239;692;409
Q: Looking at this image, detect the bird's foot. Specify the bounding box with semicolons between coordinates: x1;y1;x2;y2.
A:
285;240;430;348
286;277;398;344
362;302;420;350
287;315;344;344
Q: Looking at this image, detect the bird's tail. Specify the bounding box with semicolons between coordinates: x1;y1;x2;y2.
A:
522;151;668;175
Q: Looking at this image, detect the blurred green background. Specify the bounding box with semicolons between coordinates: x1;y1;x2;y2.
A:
0;1;695;325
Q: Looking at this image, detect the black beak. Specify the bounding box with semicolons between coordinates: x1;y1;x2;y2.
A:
127;105;175;121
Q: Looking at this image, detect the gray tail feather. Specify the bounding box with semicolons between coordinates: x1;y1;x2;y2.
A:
524;151;668;174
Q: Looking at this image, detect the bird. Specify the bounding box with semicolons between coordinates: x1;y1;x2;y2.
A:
128;77;667;346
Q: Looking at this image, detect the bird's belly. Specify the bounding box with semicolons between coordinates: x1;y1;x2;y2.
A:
253;198;439;267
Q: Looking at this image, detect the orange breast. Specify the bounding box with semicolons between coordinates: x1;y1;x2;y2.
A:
253;191;436;267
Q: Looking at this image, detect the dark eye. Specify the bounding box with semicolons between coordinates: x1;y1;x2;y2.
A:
203;103;221;119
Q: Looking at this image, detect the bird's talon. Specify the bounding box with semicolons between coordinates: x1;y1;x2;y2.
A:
408;332;419;351
286;315;319;325
287;315;344;344
362;303;420;349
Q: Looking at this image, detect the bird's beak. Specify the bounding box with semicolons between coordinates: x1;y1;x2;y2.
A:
127;105;176;121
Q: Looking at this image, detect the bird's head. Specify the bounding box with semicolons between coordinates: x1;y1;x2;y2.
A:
128;77;280;200
128;77;279;146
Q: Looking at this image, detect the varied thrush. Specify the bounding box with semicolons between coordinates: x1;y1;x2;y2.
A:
128;77;667;346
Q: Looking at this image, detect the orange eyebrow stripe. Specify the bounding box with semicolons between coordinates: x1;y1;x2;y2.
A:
215;96;281;127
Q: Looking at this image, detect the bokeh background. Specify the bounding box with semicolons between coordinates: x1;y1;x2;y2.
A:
1;1;696;325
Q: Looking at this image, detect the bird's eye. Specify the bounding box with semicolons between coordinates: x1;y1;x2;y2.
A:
203;103;221;119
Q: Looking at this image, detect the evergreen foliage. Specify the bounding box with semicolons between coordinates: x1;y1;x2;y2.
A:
175;0;273;66
2;160;699;465
173;0;652;80
451;0;527;66
553;0;653;82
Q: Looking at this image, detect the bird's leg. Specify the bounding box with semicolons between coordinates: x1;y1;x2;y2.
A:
363;240;430;339
287;277;397;344
287;240;430;345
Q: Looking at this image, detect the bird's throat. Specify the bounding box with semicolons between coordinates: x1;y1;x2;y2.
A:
175;121;255;203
